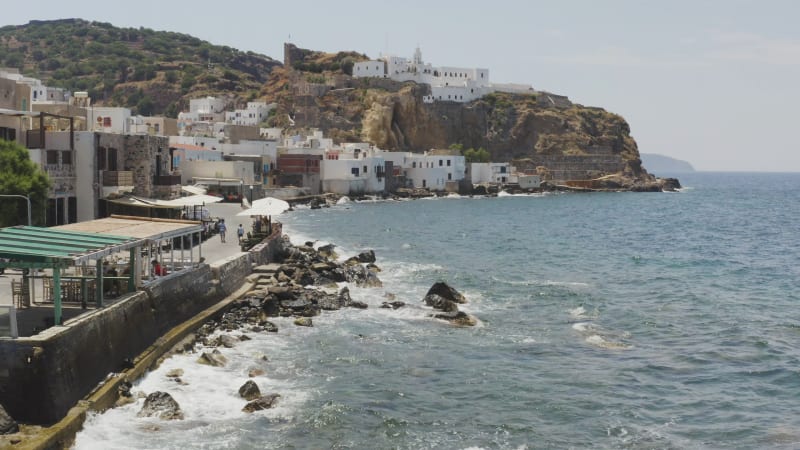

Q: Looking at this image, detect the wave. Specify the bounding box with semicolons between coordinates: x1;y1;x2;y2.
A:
571;322;632;350
490;276;590;289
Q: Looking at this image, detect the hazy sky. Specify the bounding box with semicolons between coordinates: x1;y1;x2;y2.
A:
6;0;799;171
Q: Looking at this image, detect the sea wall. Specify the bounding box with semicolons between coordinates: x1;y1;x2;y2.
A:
0;230;285;425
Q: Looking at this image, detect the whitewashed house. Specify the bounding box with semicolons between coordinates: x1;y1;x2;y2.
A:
321;143;386;195
518;174;542;189
225;102;275;126
404;151;466;191
470;162;514;184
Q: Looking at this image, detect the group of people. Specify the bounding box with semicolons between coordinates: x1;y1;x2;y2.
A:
216;219;246;244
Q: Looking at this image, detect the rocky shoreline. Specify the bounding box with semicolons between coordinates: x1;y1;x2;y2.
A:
111;233;476;421
296;176;682;208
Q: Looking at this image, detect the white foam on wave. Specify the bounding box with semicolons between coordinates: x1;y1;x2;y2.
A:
572;322;632;350
336;196;351;205
569;306;587;318
491;276;590;289
74;327;313;449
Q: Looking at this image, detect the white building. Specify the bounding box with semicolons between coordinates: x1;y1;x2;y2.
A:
283;129;334;150
518;174;542;189
87;107;132;134
470;162;514;184
404;151;466;190
225;102;275;126
321;143;385;195
353;47;532;103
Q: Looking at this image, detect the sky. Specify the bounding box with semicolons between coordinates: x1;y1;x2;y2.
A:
5;0;800;171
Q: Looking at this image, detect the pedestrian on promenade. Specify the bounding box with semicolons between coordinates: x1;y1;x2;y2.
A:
218;219;227;243
237;224;245;244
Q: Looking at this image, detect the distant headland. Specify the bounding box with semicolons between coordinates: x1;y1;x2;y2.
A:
640;154;695;174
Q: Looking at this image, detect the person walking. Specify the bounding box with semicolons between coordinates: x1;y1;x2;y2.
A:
237;224;245;244
218;219;227;243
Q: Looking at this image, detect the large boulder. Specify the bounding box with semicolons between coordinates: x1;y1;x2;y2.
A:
239;380;261;401
356;250;376;263
425;282;466;304
137;392;184;420
242;394;281;413
0;404;18;434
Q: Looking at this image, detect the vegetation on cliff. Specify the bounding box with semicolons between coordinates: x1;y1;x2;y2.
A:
0;19;280;116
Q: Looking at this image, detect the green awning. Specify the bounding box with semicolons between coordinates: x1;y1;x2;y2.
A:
0;226;143;268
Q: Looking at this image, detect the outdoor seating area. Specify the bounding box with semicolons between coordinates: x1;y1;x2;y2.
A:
0;216;204;338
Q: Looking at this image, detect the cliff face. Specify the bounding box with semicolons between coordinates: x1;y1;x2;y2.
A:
262;44;675;188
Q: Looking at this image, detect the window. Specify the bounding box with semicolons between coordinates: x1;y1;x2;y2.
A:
412;162;416;168
447;160;451;167
46;150;59;165
351;167;360;176
61;151;72;165
363;165;368;174
422;179;427;188
439;159;443;167
500;166;506;173
448;173;452;180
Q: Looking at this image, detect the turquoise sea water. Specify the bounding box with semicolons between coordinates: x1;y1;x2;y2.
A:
75;172;800;449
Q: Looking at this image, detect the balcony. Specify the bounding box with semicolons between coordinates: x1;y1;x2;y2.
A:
103;171;134;187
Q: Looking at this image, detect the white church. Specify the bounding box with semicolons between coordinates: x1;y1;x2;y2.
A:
352;47;534;103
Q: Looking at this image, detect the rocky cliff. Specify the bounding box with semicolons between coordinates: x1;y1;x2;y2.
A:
265;45;676;190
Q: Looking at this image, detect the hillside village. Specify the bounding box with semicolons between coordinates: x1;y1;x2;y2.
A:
0;47;557;227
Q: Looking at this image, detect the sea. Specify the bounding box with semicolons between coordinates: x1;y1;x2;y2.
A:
73;172;800;449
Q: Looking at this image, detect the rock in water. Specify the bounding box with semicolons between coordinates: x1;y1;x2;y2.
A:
218;334;238;348
425;282;466;304
294;317;313;327
433;311;478;327
242;394;281;413
239;380;261;401
381;301;406;310
197;351;228;367
137;392;184;420
0;404;18;434
356;250;376;263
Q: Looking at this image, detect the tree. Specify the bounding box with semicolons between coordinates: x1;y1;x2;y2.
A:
0;140;50;226
464;147;491;163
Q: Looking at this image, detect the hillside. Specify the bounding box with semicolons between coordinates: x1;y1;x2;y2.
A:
0;19;281;116
0;20;674;189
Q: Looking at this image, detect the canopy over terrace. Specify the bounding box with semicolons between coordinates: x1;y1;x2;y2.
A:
0;225;142;326
55;215;204;287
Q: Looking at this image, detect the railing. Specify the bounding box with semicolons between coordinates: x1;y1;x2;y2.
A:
103;171;134;186
154;175;182;186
